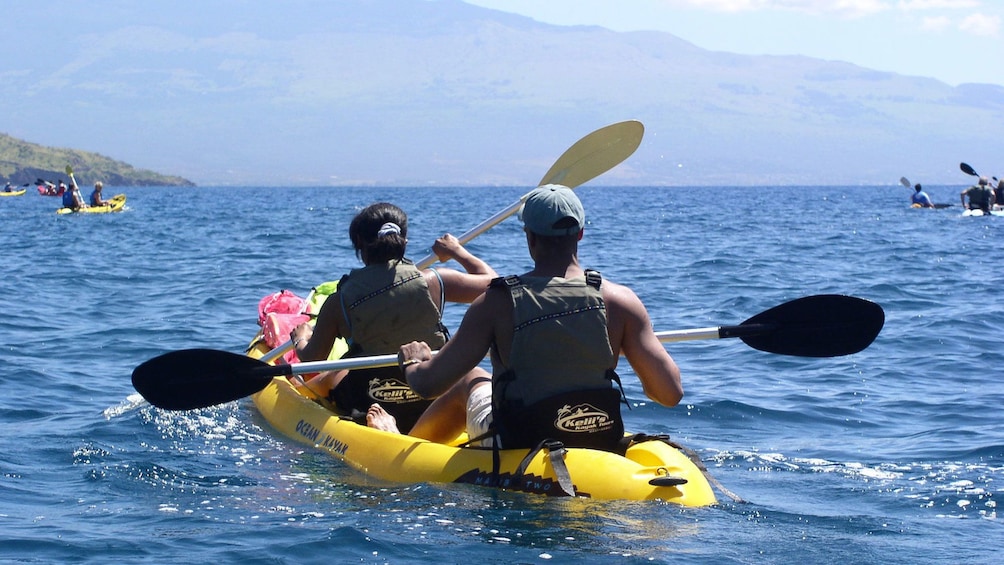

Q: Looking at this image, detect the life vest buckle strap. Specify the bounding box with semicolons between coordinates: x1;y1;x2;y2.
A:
490;274;523;289
512;439;576;497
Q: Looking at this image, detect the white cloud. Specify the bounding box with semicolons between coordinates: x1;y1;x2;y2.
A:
675;0;992;16
919;15;952;30
958;12;1000;35
897;0;981;10
675;1;891;18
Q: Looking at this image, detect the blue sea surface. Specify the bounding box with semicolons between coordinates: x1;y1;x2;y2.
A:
1;184;1001;564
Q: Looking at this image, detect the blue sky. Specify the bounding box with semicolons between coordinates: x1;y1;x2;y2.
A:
466;0;1003;87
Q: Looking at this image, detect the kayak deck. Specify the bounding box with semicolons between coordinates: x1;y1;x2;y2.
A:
247;341;717;505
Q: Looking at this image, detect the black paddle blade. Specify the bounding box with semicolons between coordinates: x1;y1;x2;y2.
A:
132;349;278;410
727;295;884;357
960;162;978;176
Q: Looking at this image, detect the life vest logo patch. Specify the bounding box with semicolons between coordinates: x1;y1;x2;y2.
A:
555;403;615;433
368;378;422;404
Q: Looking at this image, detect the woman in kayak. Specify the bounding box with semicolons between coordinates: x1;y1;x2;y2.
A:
289;202;496;433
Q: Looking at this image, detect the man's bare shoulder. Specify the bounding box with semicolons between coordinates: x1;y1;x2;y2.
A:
600;279;651;336
600;279;643;306
458;283;513;344
478;283;512;310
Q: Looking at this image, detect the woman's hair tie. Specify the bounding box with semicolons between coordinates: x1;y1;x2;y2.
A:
377;222;402;238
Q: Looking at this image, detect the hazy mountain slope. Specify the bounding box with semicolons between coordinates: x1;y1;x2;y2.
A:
0;134;194;187
1;0;1000;185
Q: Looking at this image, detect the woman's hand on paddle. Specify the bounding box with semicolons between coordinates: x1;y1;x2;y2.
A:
431;234;464;262
429;234;498;303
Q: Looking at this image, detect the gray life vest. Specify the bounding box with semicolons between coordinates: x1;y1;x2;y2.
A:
490;270;625;451
330;259;447;432
338;259;447;355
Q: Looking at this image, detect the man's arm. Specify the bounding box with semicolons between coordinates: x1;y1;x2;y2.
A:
605;282;683;407
402;291;499;398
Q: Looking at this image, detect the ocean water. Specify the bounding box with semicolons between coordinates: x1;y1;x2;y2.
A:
1;184;1000;564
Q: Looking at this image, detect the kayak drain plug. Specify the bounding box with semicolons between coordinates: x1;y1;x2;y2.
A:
649;476;688;487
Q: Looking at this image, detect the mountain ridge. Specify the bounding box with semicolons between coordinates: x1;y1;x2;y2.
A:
2;0;1001;186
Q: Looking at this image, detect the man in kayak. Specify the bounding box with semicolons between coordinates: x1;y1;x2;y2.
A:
61;179;85;211
90;181;112;206
911;184;934;208
371;185;682;453
961;176;994;214
289;202;497;434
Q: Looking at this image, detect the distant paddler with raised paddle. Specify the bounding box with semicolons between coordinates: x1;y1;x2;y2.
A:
959;163;994;215
61;170;86;211
960;177;994;216
901;177;934;208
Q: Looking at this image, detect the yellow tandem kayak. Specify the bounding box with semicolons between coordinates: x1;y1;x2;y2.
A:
246;339;717;505
56;193;126;214
132;294;884;505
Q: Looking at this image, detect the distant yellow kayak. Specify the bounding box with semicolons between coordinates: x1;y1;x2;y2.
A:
0;189;26;197
56;194;126;215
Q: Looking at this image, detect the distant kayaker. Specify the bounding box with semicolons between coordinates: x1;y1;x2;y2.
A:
374;185;683;454
61;179;85;211
3;182;13;192
289;202;497;433
995;179;1004;210
961;176;994;214
90;181;111;207
911;184;934;208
